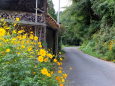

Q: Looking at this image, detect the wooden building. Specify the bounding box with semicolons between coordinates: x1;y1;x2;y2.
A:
0;0;60;54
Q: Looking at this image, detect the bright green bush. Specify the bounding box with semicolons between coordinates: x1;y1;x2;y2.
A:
0;19;67;86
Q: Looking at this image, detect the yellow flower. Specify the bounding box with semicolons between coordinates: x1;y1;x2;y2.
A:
39;45;42;48
44;58;48;62
63;73;68;79
21;45;25;48
0;28;6;37
12;38;16;41
46;73;51;77
5;39;9;42
58;70;62;74
58;67;63;70
60;84;64;86
32;72;36;75
12;30;16;33
56;76;61;82
6;49;10;53
13;23;17;26
5;26;10;30
22;35;26;39
62;79;65;82
38;56;44;62
27;47;32;51
51;71;54;74
39;49;46;56
30;31;33;34
60;62;62;65
57;62;62;66
17;52;20;55
41;68;51;77
60;58;63;61
41;68;48;75
47;53;53;59
53;59;57;62
29;34;34;40
18;30;24;34
38;42;42;47
34;36;38;41
38;42;42;45
16;17;20;21
0;43;2;46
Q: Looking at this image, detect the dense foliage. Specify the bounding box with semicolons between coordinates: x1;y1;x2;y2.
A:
61;0;115;61
48;0;57;20
0;19;67;86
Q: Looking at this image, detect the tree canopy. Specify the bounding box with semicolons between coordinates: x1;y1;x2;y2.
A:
48;0;57;20
61;0;115;60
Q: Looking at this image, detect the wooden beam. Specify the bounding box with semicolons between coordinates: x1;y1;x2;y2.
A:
4;19;46;26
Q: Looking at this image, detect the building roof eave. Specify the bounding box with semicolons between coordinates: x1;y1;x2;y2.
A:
46;14;60;30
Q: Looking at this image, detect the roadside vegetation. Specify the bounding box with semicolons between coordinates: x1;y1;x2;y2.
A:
61;0;115;61
0;19;67;86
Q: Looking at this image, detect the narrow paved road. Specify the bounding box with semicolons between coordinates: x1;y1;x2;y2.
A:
63;47;115;86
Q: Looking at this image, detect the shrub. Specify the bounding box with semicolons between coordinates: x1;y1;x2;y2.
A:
0;19;67;86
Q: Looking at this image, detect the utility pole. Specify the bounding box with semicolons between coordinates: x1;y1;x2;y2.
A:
56;0;61;54
57;0;60;24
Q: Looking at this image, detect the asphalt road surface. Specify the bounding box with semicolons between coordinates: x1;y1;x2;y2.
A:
63;47;115;86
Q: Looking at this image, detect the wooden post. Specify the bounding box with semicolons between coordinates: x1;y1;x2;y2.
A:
55;30;59;55
42;0;47;48
35;0;38;36
39;26;42;42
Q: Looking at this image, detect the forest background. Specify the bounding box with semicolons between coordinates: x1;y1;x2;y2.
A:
49;0;115;61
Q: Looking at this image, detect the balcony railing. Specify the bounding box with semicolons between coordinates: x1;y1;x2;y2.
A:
0;10;46;26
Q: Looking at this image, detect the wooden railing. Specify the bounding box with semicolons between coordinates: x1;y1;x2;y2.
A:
0;10;46;26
